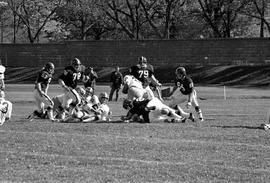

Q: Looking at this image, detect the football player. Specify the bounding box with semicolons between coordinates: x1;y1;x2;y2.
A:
84;87;99;105
0;63;6;91
63;92;111;123
129;56;162;100
122;75;148;101
121;97;192;123
28;62;55;121
58;58;85;119
168;66;204;122
0;90;12;125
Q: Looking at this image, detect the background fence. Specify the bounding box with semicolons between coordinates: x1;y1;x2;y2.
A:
0;38;270;67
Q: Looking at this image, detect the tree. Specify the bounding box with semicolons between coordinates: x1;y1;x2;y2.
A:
7;0;64;43
55;0;109;40
195;0;251;38
240;0;270;37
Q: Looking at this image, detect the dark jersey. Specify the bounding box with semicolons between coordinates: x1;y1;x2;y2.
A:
35;69;52;90
84;68;98;88
110;71;123;88
174;76;194;95
129;99;151;123
129;64;154;87
59;65;84;89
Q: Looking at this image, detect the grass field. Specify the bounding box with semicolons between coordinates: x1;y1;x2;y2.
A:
1;84;270;183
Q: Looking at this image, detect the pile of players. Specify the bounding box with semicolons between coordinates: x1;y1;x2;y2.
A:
28;58;111;123
26;56;206;124
120;56;204;123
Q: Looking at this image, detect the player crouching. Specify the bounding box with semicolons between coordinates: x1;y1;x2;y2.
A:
27;62;56;122
0;91;12;125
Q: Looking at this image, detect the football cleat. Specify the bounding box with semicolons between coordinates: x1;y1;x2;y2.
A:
261;123;270;130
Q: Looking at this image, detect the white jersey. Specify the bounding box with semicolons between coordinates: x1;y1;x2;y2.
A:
124;75;143;90
97;103;110;121
0;65;6;79
0;98;12;125
85;95;99;105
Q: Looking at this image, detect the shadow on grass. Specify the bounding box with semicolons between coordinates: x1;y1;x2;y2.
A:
211;125;264;130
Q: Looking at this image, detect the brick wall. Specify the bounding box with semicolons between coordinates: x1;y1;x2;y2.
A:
1;38;270;67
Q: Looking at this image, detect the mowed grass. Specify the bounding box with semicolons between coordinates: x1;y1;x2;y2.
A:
1;84;270;183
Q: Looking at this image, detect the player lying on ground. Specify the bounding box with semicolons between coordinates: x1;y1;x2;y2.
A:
168;66;204;122
121;97;194;123
61;92;111;123
0;91;12;125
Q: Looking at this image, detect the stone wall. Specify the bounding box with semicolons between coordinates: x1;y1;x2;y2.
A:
1;38;270;68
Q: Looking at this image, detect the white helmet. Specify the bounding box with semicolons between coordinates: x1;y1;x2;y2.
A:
99;92;109;100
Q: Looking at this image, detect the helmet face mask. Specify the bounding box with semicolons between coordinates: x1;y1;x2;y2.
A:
99;92;109;103
45;62;55;74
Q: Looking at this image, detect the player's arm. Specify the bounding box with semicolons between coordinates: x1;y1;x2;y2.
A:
150;75;161;87
186;82;195;108
169;85;178;96
35;82;52;104
58;78;70;92
58;70;70;91
92;71;98;79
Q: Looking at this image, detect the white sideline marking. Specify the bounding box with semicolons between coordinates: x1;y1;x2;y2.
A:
0;129;270;150
1;150;270;174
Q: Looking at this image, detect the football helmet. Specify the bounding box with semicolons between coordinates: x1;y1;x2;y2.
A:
85;87;94;96
175;66;186;79
123;98;133;110
138;56;147;68
72;58;81;70
45;62;55;74
99;92;109;100
75;86;86;97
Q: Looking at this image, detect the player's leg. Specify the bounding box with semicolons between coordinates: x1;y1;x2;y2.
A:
175;105;195;122
115;88;120;101
109;85;116;101
38;93;56;121
191;90;204;121
155;87;163;101
33;90;46;118
127;87;145;101
168;92;186;108
145;86;155;100
5;100;12;121
60;89;81;119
